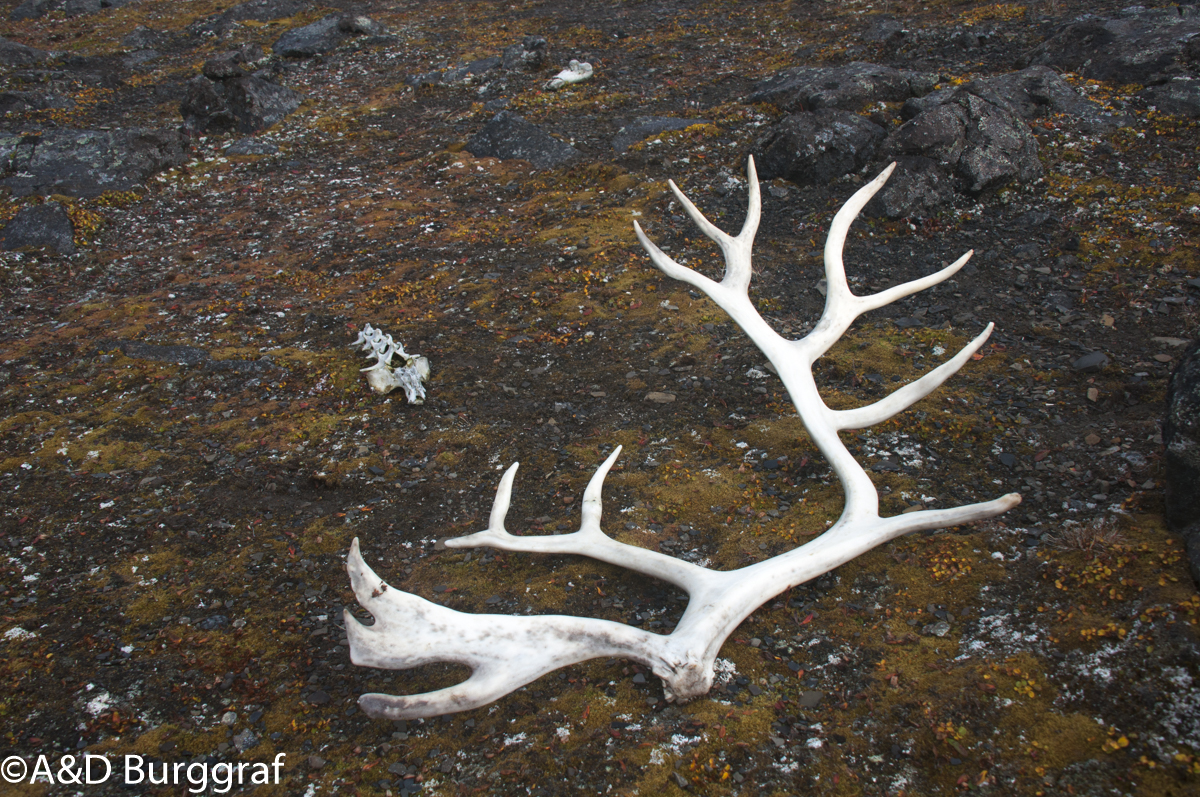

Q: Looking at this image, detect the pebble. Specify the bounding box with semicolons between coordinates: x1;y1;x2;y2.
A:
644;392;676;404
1071;351;1109;372
921;620;951;637
799;690;824;708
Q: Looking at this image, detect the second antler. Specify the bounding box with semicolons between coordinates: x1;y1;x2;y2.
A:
345;158;1021;719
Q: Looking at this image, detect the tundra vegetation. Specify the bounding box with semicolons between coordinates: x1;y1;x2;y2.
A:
0;1;1197;796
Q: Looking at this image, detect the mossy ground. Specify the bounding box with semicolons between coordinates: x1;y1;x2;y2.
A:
0;0;1197;795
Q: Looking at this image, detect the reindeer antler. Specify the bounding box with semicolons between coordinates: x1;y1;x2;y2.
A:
345;158;1020;718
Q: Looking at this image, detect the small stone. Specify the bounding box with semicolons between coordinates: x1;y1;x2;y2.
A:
307;690;330;705
1085;433;1101;446
998;452;1016;468
221;711;237;725
645;392;676;404
750;637;762;647
308;756;327;770
1087;387;1100;402
922;620;952;637
1072;351;1109;372
1154;353;1173;363
799;690;825;708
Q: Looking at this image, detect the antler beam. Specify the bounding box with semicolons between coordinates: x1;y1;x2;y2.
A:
345;158;1020;718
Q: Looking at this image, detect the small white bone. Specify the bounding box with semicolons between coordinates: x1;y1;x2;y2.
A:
546;59;593;89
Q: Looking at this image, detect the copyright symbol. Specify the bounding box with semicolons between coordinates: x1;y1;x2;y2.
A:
1;755;26;783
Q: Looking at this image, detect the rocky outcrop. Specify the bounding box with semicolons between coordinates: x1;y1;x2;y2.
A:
0;203;76;255
904;66;1128;132
502;36;549;71
885;88;1042;195
865;156;956;219
748;62;938;112
0;128;187;198
273;14;388;58
0;36;51;66
1027;6;1200;84
1164;340;1200;531
754;109;884;185
1163;341;1200;585
467;111;578;169
1140;76;1200;117
181;45;301;135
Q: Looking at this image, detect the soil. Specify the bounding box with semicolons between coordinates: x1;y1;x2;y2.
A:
0;1;1198;796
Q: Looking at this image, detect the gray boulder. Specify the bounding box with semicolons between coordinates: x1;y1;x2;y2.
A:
1027;7;1200;85
1164;340;1200;532
0;203;76;255
613;116;711;152
865;156;956;219
466;111;577;169
0;128;187;198
905;66;1127;132
754;109;885;185
885;89;1042;194
503;36;549;70
748;62;938;112
1140;77;1200;117
0;36;50;66
203;44;265;80
181;75;301;135
273;14;387;58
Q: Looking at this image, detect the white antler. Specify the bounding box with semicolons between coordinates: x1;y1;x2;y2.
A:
345;159;1020;718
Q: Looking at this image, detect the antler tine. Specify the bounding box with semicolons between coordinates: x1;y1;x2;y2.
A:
579;445;622;536
833;323;995;430
445;462;520;549
823;162;896;301
662;156;761;293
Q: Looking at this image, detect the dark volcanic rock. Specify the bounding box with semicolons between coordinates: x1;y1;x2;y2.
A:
1164;340;1200;533
0;202;76;255
0;36;50;66
613;116;711;152
754;109;885;185
503;36;549;70
748;62;938;112
273;14;387;58
0;128;187;198
0;91;73;114
11;0;134;20
466;111;578;169
866;156;956;219
885;88;1042;194
203;44;266;80
1027;7;1200;84
1140;76;1200;117
181;75;301;135
905;66;1127;132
